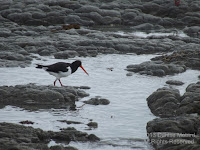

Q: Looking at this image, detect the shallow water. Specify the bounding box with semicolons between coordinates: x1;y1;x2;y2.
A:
91;26;188;38
115;31;188;38
0;54;199;150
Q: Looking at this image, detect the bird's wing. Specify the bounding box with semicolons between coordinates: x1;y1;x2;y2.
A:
46;62;70;73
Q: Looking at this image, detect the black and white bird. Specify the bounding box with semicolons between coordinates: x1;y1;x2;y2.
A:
36;60;88;86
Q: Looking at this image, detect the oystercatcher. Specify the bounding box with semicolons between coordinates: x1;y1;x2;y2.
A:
36;60;88;86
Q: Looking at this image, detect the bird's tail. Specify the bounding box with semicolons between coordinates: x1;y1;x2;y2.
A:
36;64;43;69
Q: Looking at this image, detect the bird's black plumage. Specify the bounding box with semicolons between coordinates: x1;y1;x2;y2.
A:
45;62;70;73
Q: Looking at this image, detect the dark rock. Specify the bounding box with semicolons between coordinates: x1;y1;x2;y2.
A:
102;16;121;25
0;52;25;61
0;28;12;37
0;122;50;150
121;9;140;25
64;15;94;26
147;116;200;134
83;97;110;105
57;120;83;125
78;86;91;90
37;4;51;12
178;82;200;115
54;50;79;59
38;45;58;56
147;88;181;117
50;127;100;143
86;12;103;24
87;122;98;128
0;51;32;67
102;9;121;18
142;2;160;14
1;8;22;18
183;26;200;36
19;120;34;125
166;80;184;86
87;134;100;141
76;90;90;98
114;44;131;52
75;5;101;14
0;14;10;23
0;122;99;150
126;61;186;77
7;12;32;24
44;16;66;25
100;2;120;9
50;145;78;150
32;12;46;19
147;81;200;117
146;116;200;150
181;16;200;27
0;84;89;110
87;50;98;57
134;13;161;25
18;50;30;55
126;72;133;76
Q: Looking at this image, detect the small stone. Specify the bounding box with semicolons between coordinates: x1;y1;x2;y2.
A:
19;120;34;124
57;120;82;125
88;134;100;141
166;80;184;86
87;122;98;128
126;72;133;76
83;97;110;105
79;86;91;89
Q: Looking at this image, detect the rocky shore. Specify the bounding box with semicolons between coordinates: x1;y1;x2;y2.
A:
1;0;200;68
1;0;200;150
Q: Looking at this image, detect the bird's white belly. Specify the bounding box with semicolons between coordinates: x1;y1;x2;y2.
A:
48;70;71;79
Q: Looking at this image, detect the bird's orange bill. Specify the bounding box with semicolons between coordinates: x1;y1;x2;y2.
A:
80;66;89;75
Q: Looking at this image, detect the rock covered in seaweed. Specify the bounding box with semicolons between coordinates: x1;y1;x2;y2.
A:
152;50;200;70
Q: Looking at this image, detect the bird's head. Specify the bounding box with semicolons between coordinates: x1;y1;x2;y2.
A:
72;60;89;75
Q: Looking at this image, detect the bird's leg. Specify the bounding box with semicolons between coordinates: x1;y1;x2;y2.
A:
58;79;63;86
54;79;57;86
